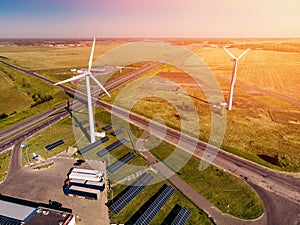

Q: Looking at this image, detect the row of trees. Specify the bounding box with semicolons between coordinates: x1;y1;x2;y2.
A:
31;93;53;108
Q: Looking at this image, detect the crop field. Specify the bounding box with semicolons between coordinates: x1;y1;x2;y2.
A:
0;41;121;69
269;110;300;124
193;46;300;102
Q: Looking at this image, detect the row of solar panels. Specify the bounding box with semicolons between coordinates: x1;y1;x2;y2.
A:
109;175;191;225
97;138;127;157
0;215;21;225
45;139;64;151
102;125;123;136
109;173;154;214
107;152;136;173
79;137;109;154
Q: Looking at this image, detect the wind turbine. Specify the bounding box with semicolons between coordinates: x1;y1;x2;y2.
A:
223;47;250;110
55;38;111;143
115;65;137;73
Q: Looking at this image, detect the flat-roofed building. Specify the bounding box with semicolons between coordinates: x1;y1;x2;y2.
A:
0;195;75;225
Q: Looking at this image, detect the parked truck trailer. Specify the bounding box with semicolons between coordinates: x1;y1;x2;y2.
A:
67;178;105;191
63;185;100;200
68;172;102;182
71;168;104;177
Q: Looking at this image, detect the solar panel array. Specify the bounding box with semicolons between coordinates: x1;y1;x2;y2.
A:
45;139;64;151
110;128;123;136
107;152;135;173
97;138;127;157
134;185;175;225
102;125;112;131
79;136;109;154
171;207;191;225
0;215;21;225
109;173;153;214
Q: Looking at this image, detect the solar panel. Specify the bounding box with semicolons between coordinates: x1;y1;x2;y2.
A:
109;173;153;214
171;207;191;225
102;125;112;131
134;185;175;225
97;138;127;157
107;152;135;173
45;139;64;151
0;215;21;225
110;128;123;136
79;136;109;154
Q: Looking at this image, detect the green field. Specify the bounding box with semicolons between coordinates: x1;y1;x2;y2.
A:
23;117;76;165
0;63;69;131
150;140;264;219
0;151;11;181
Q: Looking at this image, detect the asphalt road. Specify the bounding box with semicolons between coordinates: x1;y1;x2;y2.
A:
0;102;67;141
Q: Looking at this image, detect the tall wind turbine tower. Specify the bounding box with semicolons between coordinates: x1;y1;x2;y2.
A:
223;47;250;110
55;38;111;143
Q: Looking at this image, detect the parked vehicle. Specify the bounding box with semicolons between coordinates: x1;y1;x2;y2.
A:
63;185;100;200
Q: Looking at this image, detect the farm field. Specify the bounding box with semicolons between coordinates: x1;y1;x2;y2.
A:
0;41;121;69
193;45;300;102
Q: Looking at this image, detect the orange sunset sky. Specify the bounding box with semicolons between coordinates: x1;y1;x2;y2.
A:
1;0;299;38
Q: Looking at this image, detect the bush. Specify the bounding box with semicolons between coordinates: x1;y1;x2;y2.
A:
0;113;8;119
30;93;53;108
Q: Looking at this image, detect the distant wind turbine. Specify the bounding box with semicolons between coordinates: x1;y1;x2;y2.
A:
55;38;111;143
223;47;250;110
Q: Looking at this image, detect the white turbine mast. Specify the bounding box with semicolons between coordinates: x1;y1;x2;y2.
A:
55;37;111;143
223;47;250;110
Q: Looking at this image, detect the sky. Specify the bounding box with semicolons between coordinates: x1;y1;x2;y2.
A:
0;0;299;38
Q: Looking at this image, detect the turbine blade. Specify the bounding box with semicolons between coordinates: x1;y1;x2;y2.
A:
90;75;111;97
54;74;86;85
223;47;237;60
88;37;96;72
237;48;250;60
